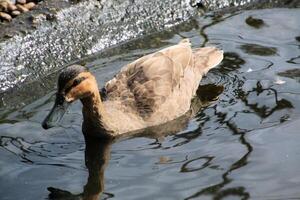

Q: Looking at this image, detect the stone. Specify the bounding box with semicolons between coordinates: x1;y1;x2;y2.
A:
16;0;26;5
16;4;29;12
0;11;12;21
0;1;8;12
11;10;20;16
7;2;17;11
24;2;35;10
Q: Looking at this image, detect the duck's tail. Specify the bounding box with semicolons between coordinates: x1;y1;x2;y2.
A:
193;47;224;75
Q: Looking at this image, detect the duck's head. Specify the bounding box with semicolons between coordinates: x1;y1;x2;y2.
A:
42;65;98;129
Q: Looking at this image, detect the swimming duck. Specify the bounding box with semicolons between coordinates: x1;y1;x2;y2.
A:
42;39;223;137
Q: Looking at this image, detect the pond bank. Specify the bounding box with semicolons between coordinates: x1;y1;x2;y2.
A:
0;0;195;93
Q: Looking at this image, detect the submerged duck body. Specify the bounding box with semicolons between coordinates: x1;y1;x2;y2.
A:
42;39;223;137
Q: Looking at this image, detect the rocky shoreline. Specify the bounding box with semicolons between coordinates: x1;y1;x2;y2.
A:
0;0;39;21
0;0;196;94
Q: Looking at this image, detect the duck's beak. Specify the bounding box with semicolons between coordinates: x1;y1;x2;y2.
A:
42;94;70;129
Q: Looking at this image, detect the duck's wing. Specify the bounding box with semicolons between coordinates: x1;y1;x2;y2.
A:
104;39;193;118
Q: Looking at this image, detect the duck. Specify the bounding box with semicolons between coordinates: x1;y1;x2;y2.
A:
42;39;223;137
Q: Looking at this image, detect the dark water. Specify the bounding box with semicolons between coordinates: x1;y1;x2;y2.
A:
1;8;300;200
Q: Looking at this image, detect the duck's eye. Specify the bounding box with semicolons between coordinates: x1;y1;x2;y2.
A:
65;77;86;93
72;77;85;87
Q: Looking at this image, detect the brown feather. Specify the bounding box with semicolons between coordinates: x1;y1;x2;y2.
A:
104;39;223;122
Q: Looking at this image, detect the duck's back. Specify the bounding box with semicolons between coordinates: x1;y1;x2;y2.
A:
104;39;223;127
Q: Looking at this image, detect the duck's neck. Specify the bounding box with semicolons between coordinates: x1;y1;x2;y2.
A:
81;91;115;136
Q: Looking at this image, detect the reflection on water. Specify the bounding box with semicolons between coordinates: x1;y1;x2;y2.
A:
48;136;113;200
240;44;277;56
278;69;300;82
245;16;265;29
1;7;300;200
218;52;245;72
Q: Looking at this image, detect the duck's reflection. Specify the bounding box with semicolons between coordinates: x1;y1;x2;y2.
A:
48;135;113;200
47;84;223;200
82;135;113;200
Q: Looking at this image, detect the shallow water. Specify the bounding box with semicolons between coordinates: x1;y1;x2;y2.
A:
1;7;300;200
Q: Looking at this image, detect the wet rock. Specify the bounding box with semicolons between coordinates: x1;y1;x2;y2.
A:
0;11;11;21
245;16;265;28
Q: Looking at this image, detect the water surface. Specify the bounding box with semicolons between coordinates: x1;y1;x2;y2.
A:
1;8;300;200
